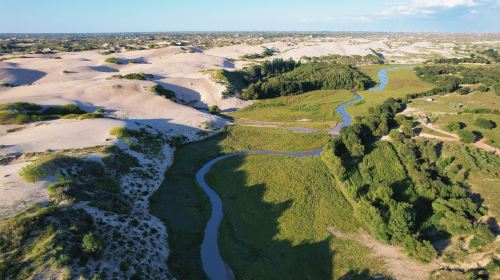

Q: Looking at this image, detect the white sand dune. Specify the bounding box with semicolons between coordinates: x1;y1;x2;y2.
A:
0;67;47;85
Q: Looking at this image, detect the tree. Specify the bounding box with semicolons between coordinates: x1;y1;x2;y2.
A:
82;233;103;255
388;202;415;244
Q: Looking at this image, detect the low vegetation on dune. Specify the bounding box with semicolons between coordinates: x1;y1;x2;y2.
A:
105;57;125;64
240;47;275;59
0;102;103;125
0;144;143;279
110;72;154;80
148;84;176;100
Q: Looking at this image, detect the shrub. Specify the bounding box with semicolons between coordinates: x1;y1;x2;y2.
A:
474;118;496;129
208;105;221;114
82;233;103;255
446;121;465;131
458;129;476;143
105;57;123;64
457;87;471;95
149;85;175;100
469;224;495;250
112;73;153;80
403;236;437;263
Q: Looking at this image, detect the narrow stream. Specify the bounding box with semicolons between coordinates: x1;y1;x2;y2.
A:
195;66;410;280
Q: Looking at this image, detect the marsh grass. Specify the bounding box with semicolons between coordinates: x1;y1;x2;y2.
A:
150;124;387;279
206;154;389;279
231;90;354;123
348;67;434;118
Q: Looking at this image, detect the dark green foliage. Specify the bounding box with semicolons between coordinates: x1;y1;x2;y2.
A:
432;57;491;64
306;53;384;65
82;233;103;255
0;102;89;125
149;84;175;100
340;124;368;157
458;129;477;143
320;66;496;263
208;105;221;114
402;236;437;263
479;48;499;62
243;63;374;99
387;202;415;244
474;118;496;129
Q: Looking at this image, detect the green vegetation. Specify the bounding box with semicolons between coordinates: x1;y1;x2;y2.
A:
474;118;496;129
110;126;165;155
82;233;104;255
0;205;101;280
240;47;275;59
148;84;175;100
111;73;154;80
0;102;103;125
347;67;434;118
303;53;384;65
243;62;373;99
206;154;389;279
408;91;500;148
457;129;477;143
232;90;353;124
0;82;13;87
479;48;499;62
104;57;124;64
208;105;221;114
320;66;498;264
19;151;133;214
431;56;491;64
150;125;332;279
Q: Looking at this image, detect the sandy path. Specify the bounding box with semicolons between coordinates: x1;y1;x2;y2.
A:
417;122;500;155
327;227;439;280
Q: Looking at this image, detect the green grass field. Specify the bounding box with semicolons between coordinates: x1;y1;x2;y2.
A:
206;154;389;279
150;125;331;279
230;90;354;123
348;67;434;118
408;92;500;148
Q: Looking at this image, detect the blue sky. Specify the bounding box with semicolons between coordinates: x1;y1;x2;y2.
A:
1;0;499;33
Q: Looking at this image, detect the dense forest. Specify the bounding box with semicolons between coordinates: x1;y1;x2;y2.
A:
242;62;374;99
320;66;499;266
210;58;375;99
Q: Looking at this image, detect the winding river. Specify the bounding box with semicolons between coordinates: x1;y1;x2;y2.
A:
195;66;410;280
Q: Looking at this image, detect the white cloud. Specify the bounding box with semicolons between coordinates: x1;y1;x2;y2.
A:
414;0;476;8
381;0;489;17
